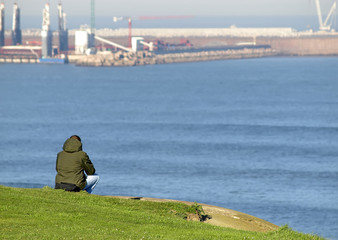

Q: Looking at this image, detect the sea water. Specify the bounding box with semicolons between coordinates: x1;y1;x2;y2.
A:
0;57;337;239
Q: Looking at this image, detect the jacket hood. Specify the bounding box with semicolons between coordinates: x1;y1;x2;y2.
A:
63;138;82;153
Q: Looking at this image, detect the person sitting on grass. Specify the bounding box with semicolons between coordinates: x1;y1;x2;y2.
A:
55;135;99;194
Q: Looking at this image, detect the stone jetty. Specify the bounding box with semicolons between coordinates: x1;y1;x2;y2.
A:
71;47;276;67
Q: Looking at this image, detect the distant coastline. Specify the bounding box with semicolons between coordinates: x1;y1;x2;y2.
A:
1;27;338;66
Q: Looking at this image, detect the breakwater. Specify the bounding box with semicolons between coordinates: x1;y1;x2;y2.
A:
72;47;276;67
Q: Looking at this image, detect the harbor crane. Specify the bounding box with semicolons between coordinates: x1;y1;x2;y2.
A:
113;16;194;50
315;0;336;31
113;16;132;48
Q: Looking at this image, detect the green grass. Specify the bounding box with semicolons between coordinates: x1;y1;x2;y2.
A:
0;185;325;240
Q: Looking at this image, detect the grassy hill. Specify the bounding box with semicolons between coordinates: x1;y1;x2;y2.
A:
0;185;325;239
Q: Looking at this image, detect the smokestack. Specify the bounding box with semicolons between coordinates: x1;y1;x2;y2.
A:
58;3;68;52
0;2;4;47
41;3;52;57
12;2;22;45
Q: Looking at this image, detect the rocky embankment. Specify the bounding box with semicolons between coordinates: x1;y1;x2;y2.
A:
70;48;277;67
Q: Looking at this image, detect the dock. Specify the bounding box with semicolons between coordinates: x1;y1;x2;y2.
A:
0;56;38;63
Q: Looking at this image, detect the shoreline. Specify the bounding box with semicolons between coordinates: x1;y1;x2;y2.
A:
2;47;338;67
2;33;338;66
109;195;279;232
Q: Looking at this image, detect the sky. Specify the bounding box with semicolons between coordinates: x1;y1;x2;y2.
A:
1;0;336;17
1;0;336;30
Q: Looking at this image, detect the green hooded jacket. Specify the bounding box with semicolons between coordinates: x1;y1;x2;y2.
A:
55;138;96;189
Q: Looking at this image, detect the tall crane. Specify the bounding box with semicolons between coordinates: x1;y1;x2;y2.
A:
41;2;52;57
113;16;132;48
113;16;194;49
315;0;336;31
58;1;68;52
12;2;22;45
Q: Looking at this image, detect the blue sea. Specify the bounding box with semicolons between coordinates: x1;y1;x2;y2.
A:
0;57;338;239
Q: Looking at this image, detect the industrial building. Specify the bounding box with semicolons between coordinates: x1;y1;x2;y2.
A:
75;30;91;54
0;2;4;47
1;0;338;65
12;3;22;45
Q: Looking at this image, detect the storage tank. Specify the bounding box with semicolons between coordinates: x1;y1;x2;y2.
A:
75;30;90;54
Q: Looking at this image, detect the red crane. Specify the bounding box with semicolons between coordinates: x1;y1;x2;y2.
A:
113;16;194;49
128;18;132;48
138;16;193;20
113;16;132;48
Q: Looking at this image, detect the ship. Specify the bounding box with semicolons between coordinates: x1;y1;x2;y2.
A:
39;56;68;64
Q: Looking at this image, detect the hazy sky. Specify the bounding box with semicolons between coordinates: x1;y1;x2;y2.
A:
1;0;336;17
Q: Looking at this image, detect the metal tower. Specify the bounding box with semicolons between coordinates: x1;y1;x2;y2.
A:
12;2;22;45
58;2;68;52
0;2;4;46
89;0;95;48
41;3;52;57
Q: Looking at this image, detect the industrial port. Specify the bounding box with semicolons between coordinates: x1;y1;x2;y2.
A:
0;0;338;66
